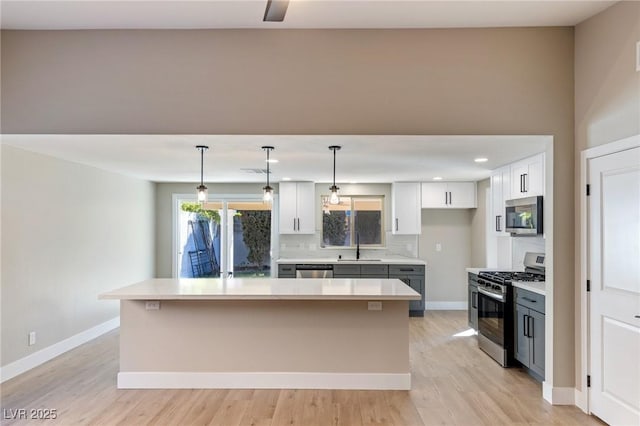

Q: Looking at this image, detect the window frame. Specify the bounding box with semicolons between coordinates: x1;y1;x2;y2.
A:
320;194;385;249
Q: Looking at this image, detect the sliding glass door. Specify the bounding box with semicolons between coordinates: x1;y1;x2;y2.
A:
175;195;274;278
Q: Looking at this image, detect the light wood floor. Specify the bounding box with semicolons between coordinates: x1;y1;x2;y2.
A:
1;311;603;425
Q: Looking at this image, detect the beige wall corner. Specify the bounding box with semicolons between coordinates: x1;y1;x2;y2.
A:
574;1;640;391
0;146;155;366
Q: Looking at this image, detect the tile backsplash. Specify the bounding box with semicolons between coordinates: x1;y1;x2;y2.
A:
279;232;419;259
512;236;545;269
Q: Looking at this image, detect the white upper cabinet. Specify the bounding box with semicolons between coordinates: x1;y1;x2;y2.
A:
279;182;315;234
510;153;545;199
421;182;477;209
392;182;421;235
490;165;511;236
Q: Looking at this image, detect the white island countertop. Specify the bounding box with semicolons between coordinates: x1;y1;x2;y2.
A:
277;258;426;265
99;278;422;301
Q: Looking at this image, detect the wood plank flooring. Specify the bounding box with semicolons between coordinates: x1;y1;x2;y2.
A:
1;311;603;425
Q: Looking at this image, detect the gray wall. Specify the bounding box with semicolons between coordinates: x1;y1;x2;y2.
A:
1;145;155;366
419;209;472;304
1;27;576;387
573;1;640;389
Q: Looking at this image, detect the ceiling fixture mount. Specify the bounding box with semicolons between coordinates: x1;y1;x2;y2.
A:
262;146;275;203
474;157;488;163
195;145;209;205
328;145;341;205
263;0;289;22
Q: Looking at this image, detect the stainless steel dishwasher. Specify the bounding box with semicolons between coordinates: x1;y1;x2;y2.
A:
295;264;334;278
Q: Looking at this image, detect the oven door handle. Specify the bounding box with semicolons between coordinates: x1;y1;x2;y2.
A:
477;286;505;302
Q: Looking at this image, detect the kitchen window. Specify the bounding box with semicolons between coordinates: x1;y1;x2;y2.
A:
321;195;384;248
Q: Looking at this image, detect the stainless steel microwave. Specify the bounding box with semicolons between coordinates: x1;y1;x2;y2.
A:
505;196;543;235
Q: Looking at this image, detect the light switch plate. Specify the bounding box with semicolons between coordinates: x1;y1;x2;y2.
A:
28;331;36;346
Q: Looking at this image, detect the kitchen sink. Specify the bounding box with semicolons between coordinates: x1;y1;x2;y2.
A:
337;258;382;262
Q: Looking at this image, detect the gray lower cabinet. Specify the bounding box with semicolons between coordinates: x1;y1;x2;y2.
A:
277;262;425;317
278;264;296;278
468;273;479;330
389;265;425;317
333;264;361;278
514;288;545;380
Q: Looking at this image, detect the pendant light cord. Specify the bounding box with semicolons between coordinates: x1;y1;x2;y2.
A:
332;147;336;187
266;148;270;186
200;147;204;186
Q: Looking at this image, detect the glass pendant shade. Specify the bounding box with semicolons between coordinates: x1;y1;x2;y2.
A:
263;185;273;202
329;185;340;205
197;184;208;204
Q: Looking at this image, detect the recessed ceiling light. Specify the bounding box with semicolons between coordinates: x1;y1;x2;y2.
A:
266;159;279;163
281;177;292;181
433;176;443;181
474;157;488;163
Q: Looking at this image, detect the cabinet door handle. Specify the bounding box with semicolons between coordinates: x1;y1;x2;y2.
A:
395;218;399;231
444;191;448;205
523;314;529;337
495;216;500;232
297;218;300;231
523;173;528;193
472;292;477;309
520;174;524;193
449;192;452;205
522;297;537;303
528;315;534;338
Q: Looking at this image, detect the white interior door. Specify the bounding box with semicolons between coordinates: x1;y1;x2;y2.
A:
588;146;640;425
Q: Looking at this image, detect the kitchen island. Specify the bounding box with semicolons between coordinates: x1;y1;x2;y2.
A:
99;278;420;390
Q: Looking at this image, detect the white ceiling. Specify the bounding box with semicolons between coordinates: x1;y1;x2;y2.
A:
1;134;548;183
0;0;615;30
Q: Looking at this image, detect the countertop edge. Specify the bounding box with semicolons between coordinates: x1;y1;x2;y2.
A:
277;258;426;265
99;295;421;301
512;281;546;296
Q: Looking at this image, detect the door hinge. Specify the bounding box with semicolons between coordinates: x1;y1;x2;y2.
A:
586;184;590;196
587;375;591;388
587;280;591;292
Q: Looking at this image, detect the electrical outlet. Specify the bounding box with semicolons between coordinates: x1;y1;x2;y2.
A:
368;301;383;311
28;331;36;346
145;301;160;310
436;243;442;252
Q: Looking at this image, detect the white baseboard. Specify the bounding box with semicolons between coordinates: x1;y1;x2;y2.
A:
542;381;575;405
0;317;120;383
118;372;411;390
425;301;467;310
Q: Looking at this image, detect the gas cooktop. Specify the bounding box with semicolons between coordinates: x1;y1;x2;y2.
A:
478;270;545;283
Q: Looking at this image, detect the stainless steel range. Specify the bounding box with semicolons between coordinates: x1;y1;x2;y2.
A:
477;252;545;367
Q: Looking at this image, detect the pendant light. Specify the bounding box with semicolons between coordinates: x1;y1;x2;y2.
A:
328;145;341;205
195;145;209;205
262;146;274;203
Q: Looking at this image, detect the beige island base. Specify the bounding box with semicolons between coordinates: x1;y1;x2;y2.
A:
99;278;421;390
